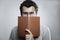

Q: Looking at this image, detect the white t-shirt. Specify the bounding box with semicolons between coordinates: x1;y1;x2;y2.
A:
9;25;51;40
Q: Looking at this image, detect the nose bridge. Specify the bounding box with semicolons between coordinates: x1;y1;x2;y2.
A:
27;12;31;17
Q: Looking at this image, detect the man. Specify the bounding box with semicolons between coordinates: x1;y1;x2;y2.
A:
9;0;51;40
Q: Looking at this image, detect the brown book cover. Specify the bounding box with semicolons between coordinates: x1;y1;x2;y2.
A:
18;16;40;37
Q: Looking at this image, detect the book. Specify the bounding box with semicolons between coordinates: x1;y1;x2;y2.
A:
18;16;40;37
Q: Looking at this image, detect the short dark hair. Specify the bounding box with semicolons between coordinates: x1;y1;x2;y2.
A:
20;0;38;16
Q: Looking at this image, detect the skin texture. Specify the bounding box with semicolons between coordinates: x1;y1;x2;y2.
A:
25;29;34;40
22;6;36;16
22;6;36;40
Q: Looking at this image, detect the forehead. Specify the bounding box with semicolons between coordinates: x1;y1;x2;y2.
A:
22;6;35;12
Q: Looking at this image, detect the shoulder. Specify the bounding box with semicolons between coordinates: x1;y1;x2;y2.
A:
40;25;51;36
9;26;18;40
41;25;50;32
10;26;18;35
11;26;18;32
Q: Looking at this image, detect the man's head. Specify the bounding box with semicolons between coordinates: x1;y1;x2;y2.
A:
20;0;38;16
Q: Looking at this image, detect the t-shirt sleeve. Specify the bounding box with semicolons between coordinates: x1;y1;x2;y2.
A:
42;26;51;40
9;27;19;40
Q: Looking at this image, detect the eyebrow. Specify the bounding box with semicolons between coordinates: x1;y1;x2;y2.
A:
22;12;34;14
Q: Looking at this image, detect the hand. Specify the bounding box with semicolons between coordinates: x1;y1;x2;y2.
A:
25;29;34;40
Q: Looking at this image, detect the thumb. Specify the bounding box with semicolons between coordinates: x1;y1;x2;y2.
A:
25;29;32;35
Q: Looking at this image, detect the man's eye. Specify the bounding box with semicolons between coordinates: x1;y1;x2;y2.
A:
23;12;28;14
30;12;34;14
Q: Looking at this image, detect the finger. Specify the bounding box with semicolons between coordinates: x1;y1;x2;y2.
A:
25;29;32;35
25;35;30;38
26;35;30;37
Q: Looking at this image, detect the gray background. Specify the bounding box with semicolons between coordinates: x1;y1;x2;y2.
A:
0;0;60;40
